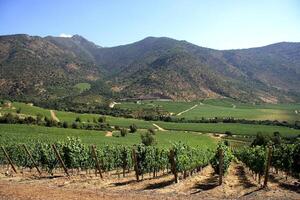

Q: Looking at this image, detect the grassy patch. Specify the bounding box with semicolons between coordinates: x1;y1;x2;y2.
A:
155;121;300;137
74;82;91;93
0;124;217;148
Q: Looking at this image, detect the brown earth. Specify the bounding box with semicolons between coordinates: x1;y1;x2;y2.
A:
0;162;299;200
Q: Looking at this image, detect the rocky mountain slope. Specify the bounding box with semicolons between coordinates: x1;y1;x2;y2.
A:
0;34;299;103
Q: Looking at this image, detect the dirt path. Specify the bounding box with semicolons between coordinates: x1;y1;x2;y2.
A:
0;163;299;200
105;131;113;137
176;105;198;116
109;102;121;108
0;181;178;200
153;123;166;131
50;110;60;122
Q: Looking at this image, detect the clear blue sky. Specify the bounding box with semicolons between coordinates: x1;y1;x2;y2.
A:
0;0;299;49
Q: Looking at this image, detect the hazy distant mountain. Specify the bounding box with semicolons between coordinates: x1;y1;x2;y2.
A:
0;34;299;103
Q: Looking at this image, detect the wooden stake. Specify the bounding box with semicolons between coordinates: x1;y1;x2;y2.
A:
22;144;41;175
132;149;139;181
263;146;272;188
91;145;103;179
52;144;69;176
169;149;178;183
1;146;17;173
219;148;223;186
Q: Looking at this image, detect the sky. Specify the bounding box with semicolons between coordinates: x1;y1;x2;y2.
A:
0;0;299;49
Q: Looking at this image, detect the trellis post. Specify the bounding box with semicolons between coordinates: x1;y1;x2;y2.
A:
22;144;41;175
263;146;272;188
52;144;69;176
91;145;103;179
1;146;17;173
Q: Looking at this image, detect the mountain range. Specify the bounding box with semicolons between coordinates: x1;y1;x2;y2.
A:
0;34;300;104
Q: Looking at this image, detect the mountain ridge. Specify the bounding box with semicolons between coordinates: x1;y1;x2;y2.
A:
0;34;299;103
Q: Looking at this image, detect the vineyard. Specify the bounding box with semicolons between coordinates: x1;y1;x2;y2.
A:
1;137;299;186
235;143;300;184
0;138;216;182
0;138;300;199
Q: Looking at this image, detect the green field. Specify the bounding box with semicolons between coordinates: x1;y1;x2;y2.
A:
116;98;300;122
0;102;51;118
1;102;299;138
74;82;91;93
155;122;300;137
0;124;217;148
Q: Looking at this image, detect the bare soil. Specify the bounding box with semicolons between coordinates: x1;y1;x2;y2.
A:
105;131;113;137
50;110;60;122
0;162;299;200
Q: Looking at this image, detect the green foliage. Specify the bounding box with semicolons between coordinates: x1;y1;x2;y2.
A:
129;124;137;133
235;146;266;176
147;128;156;135
211;141;234;174
120;128;128;137
251;132;269;146
171;142;213;173
16;108;21;114
75;117;82;123
98;116;106;123
141;131;156;146
62;121;69;128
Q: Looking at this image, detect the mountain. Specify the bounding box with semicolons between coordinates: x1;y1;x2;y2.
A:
0;34;105;102
0;34;299;103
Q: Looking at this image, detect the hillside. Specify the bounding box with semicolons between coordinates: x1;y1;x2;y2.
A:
0;34;299;103
0;34;108;103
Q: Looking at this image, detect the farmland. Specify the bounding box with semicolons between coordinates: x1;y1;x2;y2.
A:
1;99;300;200
116;98;300;122
0;124;217;148
1;101;300;139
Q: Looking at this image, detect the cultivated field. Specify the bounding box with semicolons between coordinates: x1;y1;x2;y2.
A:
1;101;300;140
116;98;300;122
0;124;217;148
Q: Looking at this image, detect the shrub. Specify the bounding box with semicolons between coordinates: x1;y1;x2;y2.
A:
62;121;69;128
141;131;156;146
148;128;155;135
224;131;232;136
120;128;128;137
98;116;106;123
251;132;269;146
72;122;79;129
129;124;137;133
75;117;81;122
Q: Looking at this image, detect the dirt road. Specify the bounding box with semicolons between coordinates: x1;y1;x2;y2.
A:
153;123;166;131
50;110;60;122
177;105;198;116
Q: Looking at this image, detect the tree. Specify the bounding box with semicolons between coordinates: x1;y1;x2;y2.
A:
63;121;69;128
148;128;155;135
98;116;106;123
120;128;128;137
224;131;232;136
72;122;79;129
272;131;281;145
141;131;156;146
251;132;269;146
129;124;137;133
75;117;81;123
36;114;43;124
45;117;57;127
16;108;21;114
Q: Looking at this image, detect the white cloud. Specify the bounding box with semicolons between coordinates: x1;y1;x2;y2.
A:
59;33;72;38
